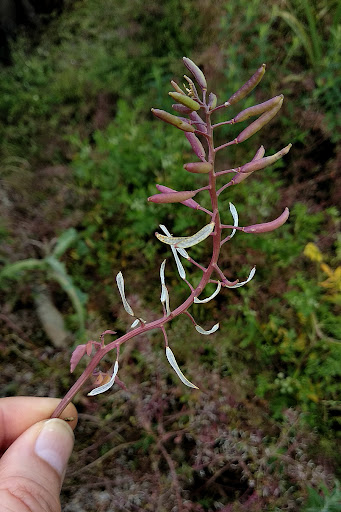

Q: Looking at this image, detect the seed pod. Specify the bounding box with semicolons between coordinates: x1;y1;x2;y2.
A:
183;56;207;90
183;162;212;174
208;92;217;109
151;108;195;132
239;143;291;173
169;92;200;111
172;103;193;114
243;208;289;233
189;111;207;133
227;144;291;186
236;97;283;143
227;146;264;187
155;184;201;209
171;80;186;95
233;95;283;123
185;132;206;161
148;190;197;204
225;64;266;106
252;145;265;161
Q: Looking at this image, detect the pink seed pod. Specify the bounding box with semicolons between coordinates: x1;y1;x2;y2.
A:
169;92;200;111
233;95;283;123
171;80;186;95
252;145;266;161
172;103;193;114
225;64;266;106
185;132;206;161
148;190;197;204
183;57;207;90
183;162;212;174
208;92;217;109
236;97;283;143
227;144;291;187
151;108;195;132
239;143;291;173
228;145;265;186
189;111;207;133
243;208;289;233
155;184;201;209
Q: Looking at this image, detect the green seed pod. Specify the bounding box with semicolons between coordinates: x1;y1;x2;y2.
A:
151;109;195;132
183;57;207;90
236;97;283;143
148;190;197;204
233;95;283;123
169;92;200;111
208;92;217;109
171;80;186;95
225;64;266;106
183;162;213;174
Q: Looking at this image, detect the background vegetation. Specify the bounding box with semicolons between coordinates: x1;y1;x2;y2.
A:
0;0;340;510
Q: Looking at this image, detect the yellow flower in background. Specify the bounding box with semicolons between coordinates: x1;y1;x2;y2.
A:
303;242;323;262
320;264;341;293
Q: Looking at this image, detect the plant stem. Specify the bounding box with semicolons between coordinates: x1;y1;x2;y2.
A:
52;100;223;419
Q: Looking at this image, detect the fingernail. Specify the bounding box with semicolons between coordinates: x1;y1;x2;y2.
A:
35;419;74;477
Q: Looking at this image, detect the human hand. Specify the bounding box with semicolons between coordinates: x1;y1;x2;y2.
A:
0;397;77;512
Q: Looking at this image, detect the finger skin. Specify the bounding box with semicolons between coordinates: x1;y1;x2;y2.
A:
0;418;74;512
0;397;77;453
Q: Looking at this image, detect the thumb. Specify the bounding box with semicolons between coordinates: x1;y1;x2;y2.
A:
0;418;74;512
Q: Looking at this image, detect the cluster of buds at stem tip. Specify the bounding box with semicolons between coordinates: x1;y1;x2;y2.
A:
53;55;293;415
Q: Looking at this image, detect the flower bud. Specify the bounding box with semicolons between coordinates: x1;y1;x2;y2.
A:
189;111;207;133
185;132;206;161
239;143;291;173
172;103;193;114
208;92;217;109
236;97;283;143
155;184;201;209
183;57;207;90
183;162;212;174
243;208;289;233
148;190;197;204
252;145;265;161
171;80;186;95
151;108;195;132
233;95;283;123
225;64;266;106
226;144;291;187
169;92;200;111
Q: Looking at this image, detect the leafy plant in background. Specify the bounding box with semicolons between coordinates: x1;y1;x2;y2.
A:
51;56;292;418
0;228;86;345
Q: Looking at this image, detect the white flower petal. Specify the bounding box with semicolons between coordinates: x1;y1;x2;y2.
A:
156;222;214;249
177;247;189;259
160;259;166;285
194;282;221;303
88;361;119;396
229;202;238;238
166;347;198;389
131;318;140;328
116;271;134;316
161;283;171;316
195;323;220;335
226;267;256;288
171;246;186;279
